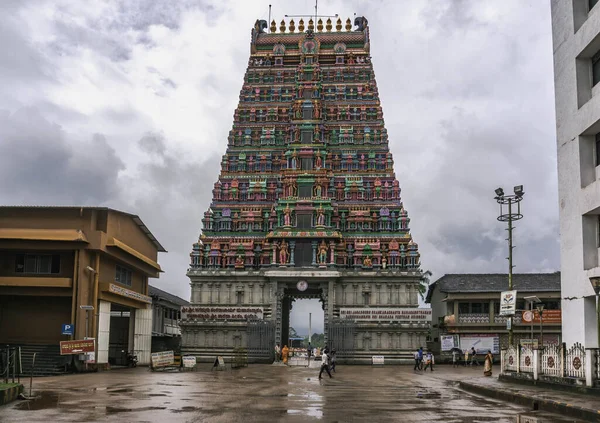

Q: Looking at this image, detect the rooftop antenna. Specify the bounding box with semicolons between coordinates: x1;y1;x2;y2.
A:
285;0;338;21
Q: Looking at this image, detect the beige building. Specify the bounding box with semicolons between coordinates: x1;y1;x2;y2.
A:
0;206;165;371
426;273;562;358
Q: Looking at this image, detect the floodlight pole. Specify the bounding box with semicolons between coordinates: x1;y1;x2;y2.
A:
496;186;524;346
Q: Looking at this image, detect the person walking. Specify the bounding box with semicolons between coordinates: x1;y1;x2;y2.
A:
452;348;460;368
282;344;289;365
483;350;493;376
464;349;469;367
413;347;423;371
274;343;281;362
470;347;479;366
318;347;333;379
423;351;435;372
306;343;312;367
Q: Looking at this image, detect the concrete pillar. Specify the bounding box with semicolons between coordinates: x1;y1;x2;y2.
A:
533;349;539;381
97;300;111;364
289;240;296;266
134;306;153;365
585;349;594;387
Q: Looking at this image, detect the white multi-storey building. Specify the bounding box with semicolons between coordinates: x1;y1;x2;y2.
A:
551;0;600;346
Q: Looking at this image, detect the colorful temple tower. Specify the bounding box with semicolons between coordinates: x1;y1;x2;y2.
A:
181;16;429;363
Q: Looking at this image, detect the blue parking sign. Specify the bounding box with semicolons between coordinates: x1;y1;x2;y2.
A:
62;324;74;336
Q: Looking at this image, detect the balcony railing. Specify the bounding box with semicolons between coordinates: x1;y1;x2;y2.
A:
458;313;489;323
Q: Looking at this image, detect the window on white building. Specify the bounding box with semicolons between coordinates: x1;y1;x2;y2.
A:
593;51;600;87
596;133;600;166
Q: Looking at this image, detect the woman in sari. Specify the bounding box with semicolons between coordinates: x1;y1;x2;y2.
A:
484;350;493;376
282;345;289;365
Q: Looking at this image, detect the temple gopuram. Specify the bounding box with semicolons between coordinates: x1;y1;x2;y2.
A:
181;16;430;363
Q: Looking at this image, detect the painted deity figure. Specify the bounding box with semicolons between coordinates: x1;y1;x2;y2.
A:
291;152;298;169
279;241;289;265
316;206;326;226
318;242;328;264
363;255;372;267
283;205;292;226
315;154;323;169
235;255;244;268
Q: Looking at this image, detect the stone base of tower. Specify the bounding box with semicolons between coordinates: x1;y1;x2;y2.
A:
181;268;430;364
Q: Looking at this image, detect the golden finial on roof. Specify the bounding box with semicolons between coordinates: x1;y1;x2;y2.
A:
298;18;305;32
308;18;314;31
280;19;286;33
317;18;323;32
336;18;342;31
270;20;276;33
289;19;296;32
326;18;332;32
345;18;352;31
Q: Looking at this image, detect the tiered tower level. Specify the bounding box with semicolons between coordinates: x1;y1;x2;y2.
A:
183;17;428;364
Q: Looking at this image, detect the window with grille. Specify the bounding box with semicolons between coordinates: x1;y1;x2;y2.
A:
296;213;312;229
301;158;313;170
15;254;60;274
301;130;313;143
298;184;313;198
115;264;133;286
303;106;312;119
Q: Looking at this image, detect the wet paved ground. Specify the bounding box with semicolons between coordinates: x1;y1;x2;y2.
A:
0;365;584;422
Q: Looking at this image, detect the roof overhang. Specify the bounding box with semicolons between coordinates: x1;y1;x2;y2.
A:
0;228;88;243
107;237;162;272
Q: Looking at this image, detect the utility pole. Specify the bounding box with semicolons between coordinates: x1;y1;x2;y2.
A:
496;186;524;346
308;313;312;344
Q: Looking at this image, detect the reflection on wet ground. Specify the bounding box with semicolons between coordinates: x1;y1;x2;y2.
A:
0;365;584;422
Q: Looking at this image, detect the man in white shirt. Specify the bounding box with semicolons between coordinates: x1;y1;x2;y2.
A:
318;347;333;379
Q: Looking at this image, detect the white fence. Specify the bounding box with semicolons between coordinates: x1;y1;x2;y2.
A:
564;342;585;379
540;345;562;377
501;342;592;384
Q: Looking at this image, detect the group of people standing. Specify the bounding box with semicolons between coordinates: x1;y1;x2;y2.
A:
413;347;435;372
451;347;494;376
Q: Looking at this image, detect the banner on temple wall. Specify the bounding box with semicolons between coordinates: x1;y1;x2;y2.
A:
339;308;431;322
181;306;263;321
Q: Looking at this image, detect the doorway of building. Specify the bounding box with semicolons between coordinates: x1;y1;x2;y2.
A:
288;298;325;349
108;304;132;366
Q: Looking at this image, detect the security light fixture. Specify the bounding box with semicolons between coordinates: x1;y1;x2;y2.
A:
80;305;94;310
85;266;96;273
495;187;504;197
524;295;541;304
590;276;600;295
514;185;524;197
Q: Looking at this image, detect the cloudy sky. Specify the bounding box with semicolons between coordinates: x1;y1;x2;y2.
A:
1;0;557;335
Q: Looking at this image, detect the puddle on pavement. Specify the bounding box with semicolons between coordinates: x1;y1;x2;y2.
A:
106;406;167;414
14;392;61;411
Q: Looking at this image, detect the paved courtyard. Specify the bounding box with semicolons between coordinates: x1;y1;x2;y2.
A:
0;365;582;422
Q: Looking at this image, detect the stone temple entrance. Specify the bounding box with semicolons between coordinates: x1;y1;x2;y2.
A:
280;283;325;348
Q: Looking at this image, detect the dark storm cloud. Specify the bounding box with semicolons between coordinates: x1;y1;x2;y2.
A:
0;108;125;205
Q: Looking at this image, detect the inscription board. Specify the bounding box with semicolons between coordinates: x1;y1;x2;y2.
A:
340;308;431;322
181;306;264;321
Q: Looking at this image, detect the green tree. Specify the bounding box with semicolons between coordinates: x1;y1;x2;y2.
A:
303;333;325;348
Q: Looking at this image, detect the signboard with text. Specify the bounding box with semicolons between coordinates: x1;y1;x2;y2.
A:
372;356;385;365
520;309;561;324
108;283;152;304
151;350;174;368
441;335;459;351
339;308;432;322
181;306;264;321
459;334;500;355
500;290;517;316
183;356;197;368
61;324;74;336
60;339;95;355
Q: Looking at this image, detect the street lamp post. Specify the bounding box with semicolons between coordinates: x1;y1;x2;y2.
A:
495;185;524;346
536;304;545;348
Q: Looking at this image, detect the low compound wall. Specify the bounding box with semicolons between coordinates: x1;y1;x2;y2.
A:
0;383;24;406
